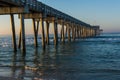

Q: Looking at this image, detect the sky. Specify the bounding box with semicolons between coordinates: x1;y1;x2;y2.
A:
0;0;120;35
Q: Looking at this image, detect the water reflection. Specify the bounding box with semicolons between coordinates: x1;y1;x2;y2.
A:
11;45;60;80
11;52;26;80
11;52;17;78
18;56;26;80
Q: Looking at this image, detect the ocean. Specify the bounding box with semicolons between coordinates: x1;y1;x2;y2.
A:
0;33;120;80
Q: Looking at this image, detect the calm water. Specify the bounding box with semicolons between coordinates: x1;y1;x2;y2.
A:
0;33;120;80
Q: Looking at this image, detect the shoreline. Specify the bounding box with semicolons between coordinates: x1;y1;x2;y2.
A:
0;76;17;80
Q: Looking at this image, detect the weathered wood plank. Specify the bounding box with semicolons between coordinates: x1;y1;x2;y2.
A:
22;13;42;19
0;7;26;14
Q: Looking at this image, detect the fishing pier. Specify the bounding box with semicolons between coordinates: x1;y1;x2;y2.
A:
0;0;100;53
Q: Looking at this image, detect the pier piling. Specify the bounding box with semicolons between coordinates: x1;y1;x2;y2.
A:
20;14;26;53
53;19;58;45
40;17;46;50
32;18;38;47
45;21;50;45
10;14;17;52
61;21;65;43
67;24;71;42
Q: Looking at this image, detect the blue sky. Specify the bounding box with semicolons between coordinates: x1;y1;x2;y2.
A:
0;0;120;35
39;0;120;33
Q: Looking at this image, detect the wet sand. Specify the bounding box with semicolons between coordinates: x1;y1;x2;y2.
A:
0;76;17;80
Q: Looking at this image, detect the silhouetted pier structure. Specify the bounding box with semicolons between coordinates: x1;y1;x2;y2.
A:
0;0;100;53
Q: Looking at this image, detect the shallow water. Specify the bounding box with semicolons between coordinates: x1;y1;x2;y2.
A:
0;33;120;80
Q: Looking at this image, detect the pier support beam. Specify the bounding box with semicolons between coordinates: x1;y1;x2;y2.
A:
72;24;75;41
53;20;58;45
79;27;81;38
18;28;21;49
75;26;77;40
76;26;79;39
85;27;87;38
67;25;71;42
65;25;68;39
80;26;82;38
40;17;45;49
90;28;93;37
91;28;95;37
82;27;85;38
36;20;40;37
32;18;38;47
82;27;84;38
20;14;26;54
88;28;91;37
10;14;17;52
56;23;58;44
78;27;80;39
61;21;65;43
46;21;50;45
